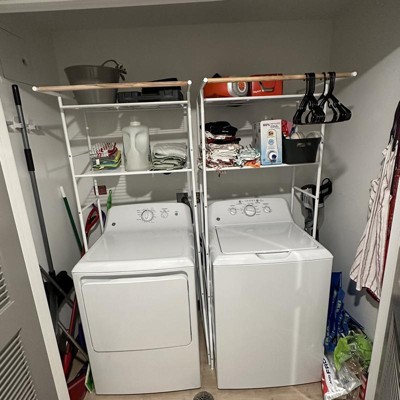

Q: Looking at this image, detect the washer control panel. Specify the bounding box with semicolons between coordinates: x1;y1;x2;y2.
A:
226;199;272;218
209;197;293;226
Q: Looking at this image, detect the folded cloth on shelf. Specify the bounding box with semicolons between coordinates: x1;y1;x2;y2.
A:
90;142;118;159
205;121;238;136
237;145;261;167
206;131;241;145
91;149;121;170
151;142;187;171
206;143;241;169
152;143;187;160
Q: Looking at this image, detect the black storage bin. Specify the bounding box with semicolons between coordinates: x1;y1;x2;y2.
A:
282;137;321;164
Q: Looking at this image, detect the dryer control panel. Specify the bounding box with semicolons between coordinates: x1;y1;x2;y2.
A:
208;197;293;227
104;203;191;232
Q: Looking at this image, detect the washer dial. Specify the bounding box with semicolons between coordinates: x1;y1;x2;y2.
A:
263;206;271;213
161;210;169;219
141;209;154;222
244;204;257;217
228;207;237;215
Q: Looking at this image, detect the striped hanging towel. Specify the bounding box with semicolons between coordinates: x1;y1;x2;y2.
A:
350;138;397;298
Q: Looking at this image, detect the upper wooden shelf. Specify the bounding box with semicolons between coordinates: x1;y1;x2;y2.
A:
32;80;191;96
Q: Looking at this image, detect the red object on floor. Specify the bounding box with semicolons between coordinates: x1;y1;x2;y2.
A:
68;373;87;400
63;297;79;377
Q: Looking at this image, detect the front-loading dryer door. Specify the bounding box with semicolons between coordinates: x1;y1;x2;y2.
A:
81;273;192;352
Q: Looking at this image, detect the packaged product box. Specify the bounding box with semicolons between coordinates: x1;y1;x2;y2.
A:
253;120;283;165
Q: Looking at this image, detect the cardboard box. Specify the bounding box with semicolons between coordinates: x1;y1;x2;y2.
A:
253;120;283;165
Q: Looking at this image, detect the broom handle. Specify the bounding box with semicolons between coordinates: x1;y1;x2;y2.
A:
12;85;56;275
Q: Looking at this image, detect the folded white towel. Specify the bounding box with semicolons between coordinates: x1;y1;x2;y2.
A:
152;143;187;159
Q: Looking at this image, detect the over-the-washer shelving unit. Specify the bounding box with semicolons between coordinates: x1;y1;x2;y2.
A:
196;72;357;369
32;82;202;295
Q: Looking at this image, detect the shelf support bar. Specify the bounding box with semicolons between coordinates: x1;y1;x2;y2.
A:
58;96;88;252
290;167;296;213
293;186;317;200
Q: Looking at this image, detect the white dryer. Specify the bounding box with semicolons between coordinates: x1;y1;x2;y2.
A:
208;197;333;389
72;203;200;395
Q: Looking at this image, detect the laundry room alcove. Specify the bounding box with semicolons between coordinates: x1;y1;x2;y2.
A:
0;1;399;400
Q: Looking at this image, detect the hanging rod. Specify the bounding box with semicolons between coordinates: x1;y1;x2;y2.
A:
204;72;357;84
33;80;191;95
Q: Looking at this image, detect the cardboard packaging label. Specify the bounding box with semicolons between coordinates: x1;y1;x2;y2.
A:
253;120;283;165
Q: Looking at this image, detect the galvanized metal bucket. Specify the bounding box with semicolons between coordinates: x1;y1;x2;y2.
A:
65;60;126;104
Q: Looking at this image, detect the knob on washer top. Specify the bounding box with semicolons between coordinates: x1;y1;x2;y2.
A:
244;204;257;217
141;209;154;222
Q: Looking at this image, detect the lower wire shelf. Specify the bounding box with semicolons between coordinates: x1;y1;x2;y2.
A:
74;166;192;178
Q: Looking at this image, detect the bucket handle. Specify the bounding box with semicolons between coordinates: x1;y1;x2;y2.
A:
101;59;127;81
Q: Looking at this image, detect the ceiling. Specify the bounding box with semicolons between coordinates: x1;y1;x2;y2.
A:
0;0;353;32
0;0;222;13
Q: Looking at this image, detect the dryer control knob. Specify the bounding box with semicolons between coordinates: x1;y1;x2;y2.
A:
228;207;237;215
244;205;257;217
263;206;271;213
141;209;154;222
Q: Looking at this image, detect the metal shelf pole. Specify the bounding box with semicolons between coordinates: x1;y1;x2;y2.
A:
58;97;88;251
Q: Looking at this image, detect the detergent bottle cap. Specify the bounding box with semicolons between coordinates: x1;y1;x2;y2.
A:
130;116;141;126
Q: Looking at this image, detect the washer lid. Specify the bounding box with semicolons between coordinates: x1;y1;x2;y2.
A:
215;222;318;254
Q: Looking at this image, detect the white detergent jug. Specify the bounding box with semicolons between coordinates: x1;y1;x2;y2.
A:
122;120;151;171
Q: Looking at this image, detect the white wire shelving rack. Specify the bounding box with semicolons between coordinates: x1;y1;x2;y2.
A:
196;72;357;369
32;82;203;296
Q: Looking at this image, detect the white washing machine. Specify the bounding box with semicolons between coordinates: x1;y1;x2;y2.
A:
208;197;333;389
72;203;200;395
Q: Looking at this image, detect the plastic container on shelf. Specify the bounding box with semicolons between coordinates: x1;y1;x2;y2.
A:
64;60;126;104
122;120;151;171
282;137;321;164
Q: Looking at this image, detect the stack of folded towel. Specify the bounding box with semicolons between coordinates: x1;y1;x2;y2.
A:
151;143;187;170
204;121;241;168
206;143;242;169
90;142;121;170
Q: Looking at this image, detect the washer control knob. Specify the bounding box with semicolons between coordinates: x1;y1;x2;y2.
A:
141;209;154;222
244;204;257;217
263;206;271;213
161;210;169;219
228;207;237;215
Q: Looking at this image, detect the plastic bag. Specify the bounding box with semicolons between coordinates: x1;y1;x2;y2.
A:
334;332;373;372
322;355;361;400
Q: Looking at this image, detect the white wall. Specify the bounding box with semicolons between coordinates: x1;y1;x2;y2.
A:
321;0;400;337
0;19;81;275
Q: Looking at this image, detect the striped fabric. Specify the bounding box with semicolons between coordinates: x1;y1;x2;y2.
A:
350;139;397;298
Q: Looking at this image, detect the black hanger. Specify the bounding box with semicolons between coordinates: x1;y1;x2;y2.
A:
293;73;325;125
323;72;352;123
